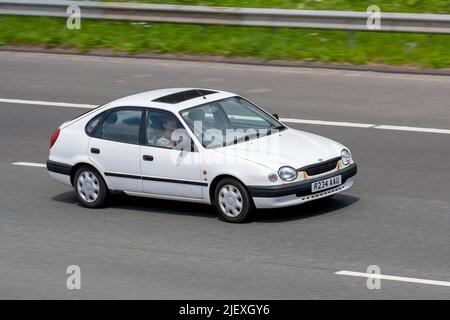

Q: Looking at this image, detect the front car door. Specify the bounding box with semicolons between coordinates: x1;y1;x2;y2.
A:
140;108;205;200
88;107;144;193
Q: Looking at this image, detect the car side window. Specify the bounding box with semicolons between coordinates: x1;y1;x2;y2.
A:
85;112;104;136
100;109;143;144
146;110;190;150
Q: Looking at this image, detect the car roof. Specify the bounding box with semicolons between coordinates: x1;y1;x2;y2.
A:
106;88;236;112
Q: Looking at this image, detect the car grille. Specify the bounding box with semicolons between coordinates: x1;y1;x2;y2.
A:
299;157;340;176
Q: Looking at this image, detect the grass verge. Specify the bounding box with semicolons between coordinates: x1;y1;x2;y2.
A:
1;16;449;68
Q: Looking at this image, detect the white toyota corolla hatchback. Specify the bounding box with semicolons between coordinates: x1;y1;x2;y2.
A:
47;88;357;222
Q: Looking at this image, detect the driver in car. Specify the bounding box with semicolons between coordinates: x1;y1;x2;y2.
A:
157;115;178;148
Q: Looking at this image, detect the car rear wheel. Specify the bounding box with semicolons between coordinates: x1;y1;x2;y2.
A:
74;166;108;208
214;178;253;223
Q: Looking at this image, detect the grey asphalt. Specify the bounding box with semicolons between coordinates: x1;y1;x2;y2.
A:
0;51;449;299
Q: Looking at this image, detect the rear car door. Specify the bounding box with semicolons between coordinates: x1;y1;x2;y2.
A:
88;107;144;193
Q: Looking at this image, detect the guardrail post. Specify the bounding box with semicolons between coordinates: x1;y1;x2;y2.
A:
427;34;433;46
347;31;356;48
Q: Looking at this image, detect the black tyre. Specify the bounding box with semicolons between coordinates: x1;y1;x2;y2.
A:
74;166;108;208
214;178;253;223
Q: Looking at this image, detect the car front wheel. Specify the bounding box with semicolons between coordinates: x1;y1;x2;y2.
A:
214;178;253;223
74;166;108;208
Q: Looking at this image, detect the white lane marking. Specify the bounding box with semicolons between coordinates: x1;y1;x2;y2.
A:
0;98;449;135
336;270;450;287
131;74;152;78
200;78;223;82
12;162;46;168
245;88;271;93
281;118;375;128
374;125;450;135
0;98;96;109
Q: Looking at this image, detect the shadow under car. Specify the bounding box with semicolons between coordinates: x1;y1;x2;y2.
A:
52;191;359;223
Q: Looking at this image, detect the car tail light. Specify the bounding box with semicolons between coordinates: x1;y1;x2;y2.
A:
49;128;61;149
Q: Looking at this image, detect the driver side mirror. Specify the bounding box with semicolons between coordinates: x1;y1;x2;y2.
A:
273;113;279;120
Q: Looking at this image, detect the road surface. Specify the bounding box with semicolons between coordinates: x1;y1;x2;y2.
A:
0;51;449;299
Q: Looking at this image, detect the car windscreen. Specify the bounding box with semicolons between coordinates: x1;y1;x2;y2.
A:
180;96;285;149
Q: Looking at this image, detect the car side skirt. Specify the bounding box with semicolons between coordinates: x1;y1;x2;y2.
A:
124;191;209;204
104;172;208;187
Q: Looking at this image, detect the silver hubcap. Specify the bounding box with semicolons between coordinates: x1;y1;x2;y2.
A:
77;171;100;203
218;184;243;218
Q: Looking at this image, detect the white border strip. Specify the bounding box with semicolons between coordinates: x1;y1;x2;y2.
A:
281;118;375;128
374;125;450;135
12;162;46;167
1;98;449;135
0;98;96;109
336;270;450;287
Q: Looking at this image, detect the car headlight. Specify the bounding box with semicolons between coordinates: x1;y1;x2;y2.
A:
341;149;352;165
278;166;297;182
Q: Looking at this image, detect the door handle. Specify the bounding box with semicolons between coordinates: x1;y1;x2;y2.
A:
143;155;154;161
90;148;100;154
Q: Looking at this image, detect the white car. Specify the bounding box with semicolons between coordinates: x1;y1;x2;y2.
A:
47;88;357;222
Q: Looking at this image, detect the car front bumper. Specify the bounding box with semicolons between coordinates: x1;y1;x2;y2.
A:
249;163;357;209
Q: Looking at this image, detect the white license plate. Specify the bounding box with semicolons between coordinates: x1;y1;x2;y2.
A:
311;175;342;193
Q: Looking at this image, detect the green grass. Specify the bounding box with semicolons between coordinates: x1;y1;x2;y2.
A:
98;0;450;13
1;16;449;68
